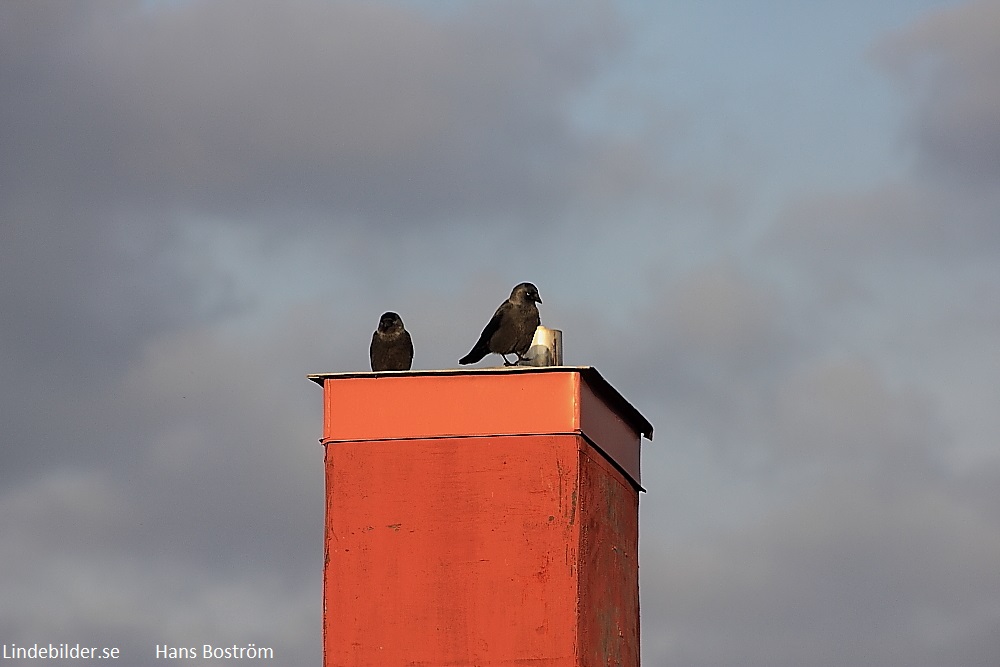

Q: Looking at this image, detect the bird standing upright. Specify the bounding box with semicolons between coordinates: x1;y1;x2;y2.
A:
459;282;542;366
370;312;413;371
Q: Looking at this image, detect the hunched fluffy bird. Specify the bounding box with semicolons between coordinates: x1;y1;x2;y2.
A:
370;311;414;371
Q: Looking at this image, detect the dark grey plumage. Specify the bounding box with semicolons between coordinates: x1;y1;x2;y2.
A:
370;312;413;372
459;282;542;366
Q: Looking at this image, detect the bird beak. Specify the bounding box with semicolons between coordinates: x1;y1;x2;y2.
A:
536;295;543;304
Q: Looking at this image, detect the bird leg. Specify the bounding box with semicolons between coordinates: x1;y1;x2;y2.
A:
502;354;516;366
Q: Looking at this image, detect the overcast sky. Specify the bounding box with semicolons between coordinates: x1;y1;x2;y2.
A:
2;1;999;664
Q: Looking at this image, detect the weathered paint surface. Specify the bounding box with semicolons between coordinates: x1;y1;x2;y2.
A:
578;448;640;667
318;370;647;667
325;435;582;666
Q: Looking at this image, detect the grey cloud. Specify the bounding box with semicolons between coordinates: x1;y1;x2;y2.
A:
0;467;319;663
0;311;330;663
107;311;331;571
874;1;1000;185
0;210;246;483
760;1;1000;281
607;243;992;667
592;261;803;456
771;357;945;471
764;182;1000;289
1;0;627;226
0;212;236;374
645;476;1000;667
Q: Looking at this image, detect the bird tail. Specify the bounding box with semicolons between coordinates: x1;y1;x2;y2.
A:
459;346;488;365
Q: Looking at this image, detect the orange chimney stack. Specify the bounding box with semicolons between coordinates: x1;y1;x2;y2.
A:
309;366;653;667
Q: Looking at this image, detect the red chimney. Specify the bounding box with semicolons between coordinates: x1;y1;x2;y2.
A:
309;366;653;667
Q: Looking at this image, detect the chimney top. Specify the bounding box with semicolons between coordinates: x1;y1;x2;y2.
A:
309;365;653;488
308;365;652;441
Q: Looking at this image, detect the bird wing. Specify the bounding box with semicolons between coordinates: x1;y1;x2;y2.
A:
459;301;508;364
479;302;507;344
369;332;379;369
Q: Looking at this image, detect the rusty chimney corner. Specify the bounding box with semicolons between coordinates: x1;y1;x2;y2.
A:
308;365;653;667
